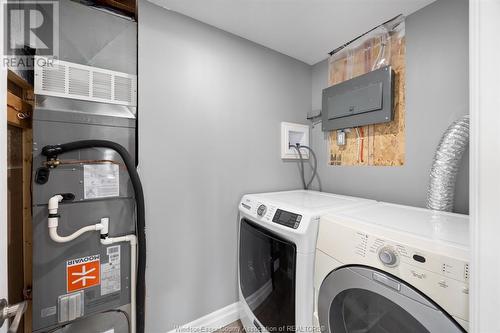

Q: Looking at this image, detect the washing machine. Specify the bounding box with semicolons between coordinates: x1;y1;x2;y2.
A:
314;202;469;333
238;190;375;333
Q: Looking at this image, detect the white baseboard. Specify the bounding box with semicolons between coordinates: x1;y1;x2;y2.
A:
168;302;240;333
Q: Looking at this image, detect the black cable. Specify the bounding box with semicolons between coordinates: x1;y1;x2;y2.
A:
44;323;68;333
42;140;146;333
289;144;306;189
104;309;131;333
43;309;131;333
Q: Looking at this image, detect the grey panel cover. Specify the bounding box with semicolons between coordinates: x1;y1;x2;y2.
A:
327;82;383;119
322;66;394;131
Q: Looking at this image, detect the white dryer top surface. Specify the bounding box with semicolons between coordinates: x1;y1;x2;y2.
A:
248;190;374;215
323;202;469;247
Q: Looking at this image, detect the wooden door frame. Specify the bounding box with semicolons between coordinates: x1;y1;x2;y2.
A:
6;75;33;333
1;0;9;332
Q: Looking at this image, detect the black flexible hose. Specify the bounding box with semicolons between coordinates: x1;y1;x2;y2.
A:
42;140;146;333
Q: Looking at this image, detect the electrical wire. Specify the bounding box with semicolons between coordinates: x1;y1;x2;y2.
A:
360;127;365;163
372;34;388;70
355;128;361;162
43;309;131;333
104;309;131;333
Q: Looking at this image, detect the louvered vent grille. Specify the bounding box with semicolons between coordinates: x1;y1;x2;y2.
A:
41;64;66;93
34;56;137;106
93;72;112;100
114;76;133;103
69;67;90;97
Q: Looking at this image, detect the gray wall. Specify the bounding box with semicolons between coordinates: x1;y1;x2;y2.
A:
310;0;469;214
138;2;311;331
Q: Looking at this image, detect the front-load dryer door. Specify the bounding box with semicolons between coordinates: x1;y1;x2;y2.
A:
318;266;465;333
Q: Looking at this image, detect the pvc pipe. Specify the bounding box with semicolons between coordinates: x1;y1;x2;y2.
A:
47;195;103;243
130;238;137;333
101;235;137;333
100;217;109;236
49;224;102;243
48;194;63;213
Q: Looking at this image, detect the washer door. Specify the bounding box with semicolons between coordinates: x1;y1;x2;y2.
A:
318;266;465;333
239;218;296;332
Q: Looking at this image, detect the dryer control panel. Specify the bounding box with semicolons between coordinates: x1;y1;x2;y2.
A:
317;218;470;323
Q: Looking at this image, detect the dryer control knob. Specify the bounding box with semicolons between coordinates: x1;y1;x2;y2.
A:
257;204;267;217
378;247;399;267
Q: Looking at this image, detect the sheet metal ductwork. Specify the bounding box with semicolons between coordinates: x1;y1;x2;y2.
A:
426;115;469;212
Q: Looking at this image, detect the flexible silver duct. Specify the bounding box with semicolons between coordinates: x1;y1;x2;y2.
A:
426;115;470;212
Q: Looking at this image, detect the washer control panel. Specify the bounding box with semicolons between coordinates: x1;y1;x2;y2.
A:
272;209;302;229
240;198;276;222
239;197;303;230
257;204;267;217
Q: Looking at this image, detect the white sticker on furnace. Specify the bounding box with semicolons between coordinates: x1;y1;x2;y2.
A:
84;164;119;199
101;245;121;296
41;306;57;318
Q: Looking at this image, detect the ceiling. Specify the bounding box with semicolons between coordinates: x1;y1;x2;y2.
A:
148;0;435;65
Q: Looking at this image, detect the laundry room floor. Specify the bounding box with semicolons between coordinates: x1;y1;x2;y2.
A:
216;320;244;333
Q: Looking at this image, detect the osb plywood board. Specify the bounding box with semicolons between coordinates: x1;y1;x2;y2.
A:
328;32;406;166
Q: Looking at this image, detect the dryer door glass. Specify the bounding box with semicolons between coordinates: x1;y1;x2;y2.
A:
318;266;465;333
239;218;296;332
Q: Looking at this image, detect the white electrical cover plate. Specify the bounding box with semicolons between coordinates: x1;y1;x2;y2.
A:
281;122;310;159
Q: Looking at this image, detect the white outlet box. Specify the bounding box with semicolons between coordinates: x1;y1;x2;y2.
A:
281;122;309;159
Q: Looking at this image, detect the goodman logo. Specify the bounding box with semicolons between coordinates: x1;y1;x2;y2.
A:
67;255;100;266
3;1;59;69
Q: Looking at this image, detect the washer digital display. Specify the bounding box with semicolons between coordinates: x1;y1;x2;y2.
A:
272;209;302;229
